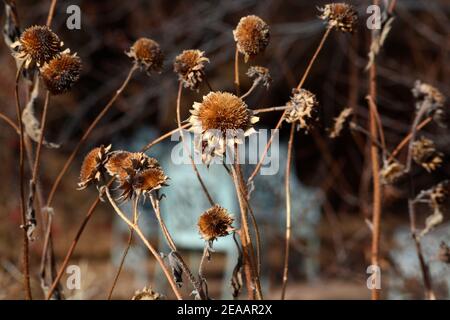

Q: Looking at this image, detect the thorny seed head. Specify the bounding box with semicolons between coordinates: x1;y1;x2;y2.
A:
380;159;405;185
40;51;82;95
412;80;447;127
173;49;209;90
284;88;319;133
189;92;259;164
78;145;111;190
198;205;234;241
246;66;272;89
11;25;63;68
438;242;450;264
132;167;168;197
328;107;353;138
412;136;443;172
126;38;164;74
233;15;270;62
131;287;165;300
318;3;358;33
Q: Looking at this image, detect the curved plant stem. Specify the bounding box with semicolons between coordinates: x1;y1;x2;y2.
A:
141;123;189;152
234;47;240;96
14;62;32;300
107;195;139;300
46;0;58;27
253;106;287;114
175;82;214;206
104;187;183;300
281;123;295;300
149;194;177;252
248;26;332;184
0;111;19;133
46;64;138;208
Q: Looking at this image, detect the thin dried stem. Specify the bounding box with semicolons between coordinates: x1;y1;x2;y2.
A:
140;123;190;152
253;106;287;114
31;91;50;187
14;62;32;300
149;194;177;252
175;82;214;206
46;0;58;27
281;123;295;300
104;187;183;300
0;111;19;133
234;47;240;96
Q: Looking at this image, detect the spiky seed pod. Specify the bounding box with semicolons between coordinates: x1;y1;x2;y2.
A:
78;145;111;190
318;3;358;33
173;49;209;90
329;107;353;138
126;38;164;74
40;51;82;95
412;136;443;172
284;88;319;132
412;81;447;127
380;159;405;185
11;25;63;68
189;91;259;164
131;287;165;300
198;205;234;241
246;66;272;89
438;242;450;264
132;168;168;197
233;15;270;62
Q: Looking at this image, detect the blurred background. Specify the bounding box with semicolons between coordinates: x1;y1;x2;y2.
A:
0;0;449;299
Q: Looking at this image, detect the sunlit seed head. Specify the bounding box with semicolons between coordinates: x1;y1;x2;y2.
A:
233;15;270;62
126;38;164;74
198;205;234;241
319;3;358;33
40;51;82;95
173;49;209;90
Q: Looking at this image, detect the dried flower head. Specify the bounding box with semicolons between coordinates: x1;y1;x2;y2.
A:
319;3;358;33
78;145;111;190
380;159;405;185
430;180;449;210
173;49;209;90
40;51;82;95
11;25;63;68
189;92;259;164
412;136;443;172
246;66;272;89
438;242;450;264
329;107;353;138
233;15;270;62
284;88;319;132
131;287;165;300
126;38;164;74
132;167;168;197
198;205;234;241
412;81;447;127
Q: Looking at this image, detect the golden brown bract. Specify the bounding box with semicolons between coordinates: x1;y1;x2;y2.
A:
319;3;358;33
173;49;209;90
412;136;443;172
198;205;234;241
233;15;270;62
78;145;111;190
132;168;168;196
40;52;82;95
126;38;164;74
11;25;63;68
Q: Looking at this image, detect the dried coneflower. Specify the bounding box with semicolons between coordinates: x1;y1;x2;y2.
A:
429;180;449;210
126;38;164;74
11;25;63;68
412;136;443;172
131;287;165;300
284;88;319;132
40;51;82;95
173;49;209;90
233;15;270;62
198;205;234;242
328;107;353;138
412;80;447;127
189;91;259;163
319;3;358;33
78;145;111;190
132;167;169;197
380;159;405;185
246;66;272;89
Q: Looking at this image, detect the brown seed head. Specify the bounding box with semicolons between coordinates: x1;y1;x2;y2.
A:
126;38;164;74
233;15;270;62
285;88;319;132
412;136;443;172
319;3;358;33
198;205;234;241
430;180;449;210
246;66;272;89
329;107;353;138
173;49;209;90
380;159;405;185
412;81;447;127
131;287;165;300
78;145;111;190
438;242;450;264
40;51;82;95
132;167;168;196
12;25;63;68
